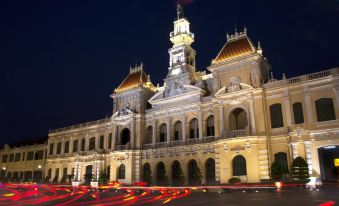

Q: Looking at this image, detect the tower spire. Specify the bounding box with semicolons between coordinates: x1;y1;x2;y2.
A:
177;3;184;20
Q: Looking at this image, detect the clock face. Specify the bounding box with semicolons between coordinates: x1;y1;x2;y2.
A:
171;68;181;75
176;56;181;62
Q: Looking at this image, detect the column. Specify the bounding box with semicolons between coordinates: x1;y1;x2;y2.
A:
166;117;171;145
181;114;186;144
304;87;314;124
304;141;313;175
152;120;156;145
69;138;74;154
131;123;135;149
77;136;81;152
218;105;224;138
333;85;339;108
284;92;292;126
85;134;89;151
61;139;65;154
113;126;118;149
291;142;299;160
104;132;108;150
198;112;203;140
95;134;99;150
247;94;256;135
53;141;57;154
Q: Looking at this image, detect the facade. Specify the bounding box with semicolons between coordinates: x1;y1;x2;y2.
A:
0;137;47;182
1;5;339;185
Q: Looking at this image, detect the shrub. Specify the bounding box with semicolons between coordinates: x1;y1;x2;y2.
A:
291;157;310;182
228;177;241;184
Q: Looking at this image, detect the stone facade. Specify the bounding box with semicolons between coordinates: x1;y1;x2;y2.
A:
1;5;339;185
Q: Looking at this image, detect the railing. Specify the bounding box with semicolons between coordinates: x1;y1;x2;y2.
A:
203;136;216;143
171;140;184;147
170;31;194;38
187;138;201;145
156;142;167;148
222;129;247;139
115;144;130;150
264;67;338;89
143;143;155;150
50;117;111;134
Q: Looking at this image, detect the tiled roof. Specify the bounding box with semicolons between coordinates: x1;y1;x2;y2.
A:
115;69;155;93
213;36;255;64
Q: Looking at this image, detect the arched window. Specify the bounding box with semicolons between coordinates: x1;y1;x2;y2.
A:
160;124;167;142
190;118;199;139
207;116;215;136
274;152;288;170
293;102;304;124
118;164;125;179
142;163;152;184
56;142;62;154
156;162;167;185
205;158;216;184
232;155;247;176
172;161;184;186
174;121;182;141
89;137;96;150
81;138;85;151
270;104;284;128
145;126;153;144
73;140;78;153
315;98;336;122
229;108;248;130
188;159;202;185
120;128;131;145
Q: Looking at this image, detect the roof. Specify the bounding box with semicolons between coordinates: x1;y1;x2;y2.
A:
1;136;48;149
213;33;256;64
115;66;155;93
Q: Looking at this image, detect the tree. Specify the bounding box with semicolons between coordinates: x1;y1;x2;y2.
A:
271;161;288;180
84;173;92;185
98;172;109;185
188;162;202;185
156;164;168;186
172;163;185;186
67;175;74;184
291;157;310;182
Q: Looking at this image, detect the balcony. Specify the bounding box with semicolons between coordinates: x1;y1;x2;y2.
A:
156;142;167;148
115;144;130;151
203;136;216;143
143;143;155;150
171;140;184;147
187;138;201;145
222;129;247;139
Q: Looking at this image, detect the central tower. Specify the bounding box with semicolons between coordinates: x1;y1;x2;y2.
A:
164;4;197;97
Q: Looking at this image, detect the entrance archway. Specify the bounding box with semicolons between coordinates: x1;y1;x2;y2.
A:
188;159;202;185
85;165;93;185
318;146;339;181
120;128;130;145
205;158;216;184
232;155;247;182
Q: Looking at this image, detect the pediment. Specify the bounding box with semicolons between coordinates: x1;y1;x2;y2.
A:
215;83;253;96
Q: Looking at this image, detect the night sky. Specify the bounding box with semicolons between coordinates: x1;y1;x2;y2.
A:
0;0;338;146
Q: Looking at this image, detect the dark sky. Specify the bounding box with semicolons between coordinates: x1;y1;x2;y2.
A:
0;0;338;145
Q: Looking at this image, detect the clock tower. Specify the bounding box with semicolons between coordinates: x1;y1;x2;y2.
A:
164;4;197;97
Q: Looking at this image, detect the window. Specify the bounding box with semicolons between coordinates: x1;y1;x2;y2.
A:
9;154;14;162
207;116;215;136
315;98;336;122
64;141;69;153
63;168;67;178
34;150;44;160
14;153;21;162
99;135;104;149
89;137;96;150
174;122;182;141
81;138;85;151
108;133;112;149
48;169;52;177
49;143;54;155
22;152;25;161
145;126;153;144
293;102;304;124
232;155;247;176
190;118;199;139
2;155;8;163
274;152;288;170
73;140;78;153
160;124;167;142
118;164;125;179
27;151;34;161
270;104;284;128
56;142;61;154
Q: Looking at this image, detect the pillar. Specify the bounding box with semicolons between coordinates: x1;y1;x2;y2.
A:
304;87;314;124
218;105;224;138
247;94;256;135
304;141;313;175
198;112;203;140
152;120;156;145
181;114;186;144
284;91;292;126
166;117;171;145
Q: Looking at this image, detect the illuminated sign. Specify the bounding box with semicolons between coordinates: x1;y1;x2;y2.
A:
335;158;339;167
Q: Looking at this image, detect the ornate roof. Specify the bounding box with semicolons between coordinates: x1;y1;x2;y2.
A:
115;65;155;93
212;29;256;64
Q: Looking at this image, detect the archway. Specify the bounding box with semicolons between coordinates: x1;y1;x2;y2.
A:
189;118;199;139
159;124;167;143
118;164;125;179
229;108;247;130
318;146;339;181
172;161;184;186
156;162;168;185
142;163;152;185
232;155;247;181
84;165;93;185
173;121;182;141
205;158;216;184
188;159;202;185
120;128;130;145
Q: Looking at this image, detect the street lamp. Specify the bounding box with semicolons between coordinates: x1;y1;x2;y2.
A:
38;165;42;169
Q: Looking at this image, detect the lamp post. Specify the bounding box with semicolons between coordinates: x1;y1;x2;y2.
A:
1;167;6;183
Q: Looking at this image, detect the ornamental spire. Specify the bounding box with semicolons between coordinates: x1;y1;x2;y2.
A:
177;3;184;20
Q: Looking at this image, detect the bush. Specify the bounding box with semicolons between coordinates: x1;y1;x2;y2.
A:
228;177;241;184
271;161;289;180
291;157;310;181
98;172;109;185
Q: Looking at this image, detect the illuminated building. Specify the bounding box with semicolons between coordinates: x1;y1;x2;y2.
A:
1;4;339;185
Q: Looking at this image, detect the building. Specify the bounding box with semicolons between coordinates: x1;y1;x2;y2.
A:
1;5;339;186
0;137;47;182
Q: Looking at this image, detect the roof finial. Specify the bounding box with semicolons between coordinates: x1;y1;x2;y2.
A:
177;3;184;20
234;19;238;35
244;26;247;34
